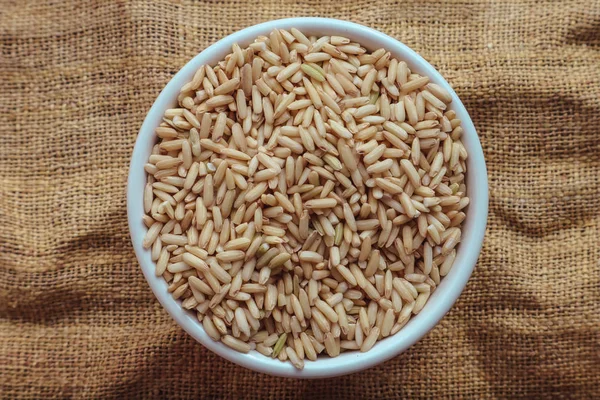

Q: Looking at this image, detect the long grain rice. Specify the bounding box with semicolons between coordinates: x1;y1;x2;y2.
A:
144;28;469;369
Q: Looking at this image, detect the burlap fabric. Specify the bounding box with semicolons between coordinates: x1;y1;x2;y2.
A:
1;0;599;398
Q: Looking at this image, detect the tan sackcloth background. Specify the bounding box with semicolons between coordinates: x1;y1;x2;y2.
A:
1;0;599;398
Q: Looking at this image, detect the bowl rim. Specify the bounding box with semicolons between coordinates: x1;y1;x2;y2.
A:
128;17;489;378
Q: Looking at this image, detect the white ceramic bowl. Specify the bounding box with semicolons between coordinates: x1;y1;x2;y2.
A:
128;17;488;378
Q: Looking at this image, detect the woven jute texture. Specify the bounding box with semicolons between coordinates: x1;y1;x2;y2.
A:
2;0;599;398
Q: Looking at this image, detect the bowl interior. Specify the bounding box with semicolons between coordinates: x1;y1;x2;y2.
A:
128;17;488;378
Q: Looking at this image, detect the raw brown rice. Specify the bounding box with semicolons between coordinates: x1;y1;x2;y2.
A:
143;29;469;370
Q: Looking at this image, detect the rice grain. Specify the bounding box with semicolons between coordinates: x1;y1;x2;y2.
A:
145;29;469;369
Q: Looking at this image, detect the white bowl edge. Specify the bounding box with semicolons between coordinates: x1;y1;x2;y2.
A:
127;17;489;378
